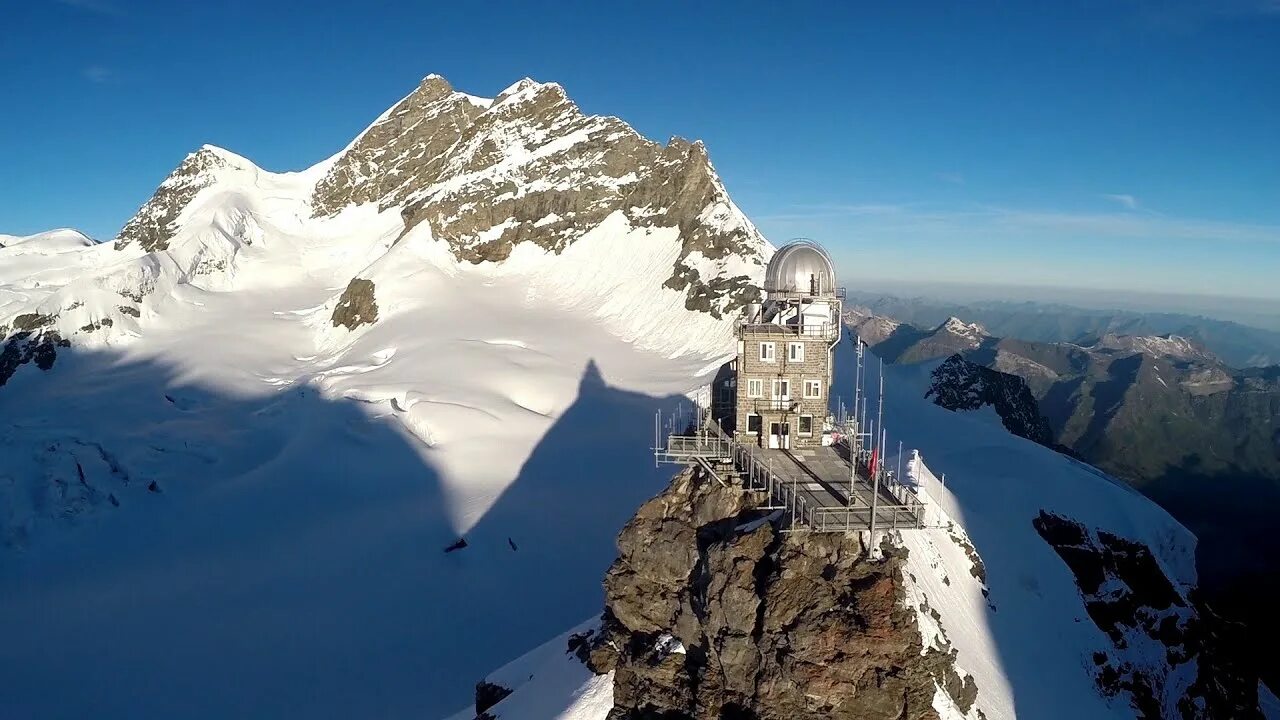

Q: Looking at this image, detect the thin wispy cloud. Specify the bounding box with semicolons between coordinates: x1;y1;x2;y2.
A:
934;172;965;186
1101;193;1138;210
54;0;123;15
83;65;115;84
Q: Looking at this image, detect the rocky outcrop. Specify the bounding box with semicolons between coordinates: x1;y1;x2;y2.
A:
585;467;970;720
0;330;68;388
473;680;512;719
330;278;379;330
11;312;57;333
1033;512;1263;719
926;354;1053;446
310;75;765;318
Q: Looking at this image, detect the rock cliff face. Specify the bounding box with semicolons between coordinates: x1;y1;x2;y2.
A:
1033;512;1262;719
330;278;379;330
584;467;973;720
926;354;1054;447
311;75;765;318
0;329;68;387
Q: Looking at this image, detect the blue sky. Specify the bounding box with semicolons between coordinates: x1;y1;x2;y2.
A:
4;0;1279;304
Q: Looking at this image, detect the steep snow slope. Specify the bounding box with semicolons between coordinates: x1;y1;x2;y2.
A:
0;75;767;719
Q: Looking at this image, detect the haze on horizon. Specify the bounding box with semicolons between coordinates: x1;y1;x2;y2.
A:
4;0;1277;318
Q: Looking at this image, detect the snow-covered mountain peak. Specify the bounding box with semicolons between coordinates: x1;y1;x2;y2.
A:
938;315;988;339
0;228;94;250
112;144;262;254
492;76;561;105
0;75;779;717
307;73;765;317
1090;332;1216;364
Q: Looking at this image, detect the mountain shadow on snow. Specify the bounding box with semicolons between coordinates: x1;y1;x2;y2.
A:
0;346;689;719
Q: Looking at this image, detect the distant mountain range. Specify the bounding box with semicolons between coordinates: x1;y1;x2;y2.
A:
847;305;1280;688
847;308;1280;485
844;291;1280;368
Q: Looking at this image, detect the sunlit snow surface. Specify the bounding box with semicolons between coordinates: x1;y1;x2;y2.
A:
0;154;737;718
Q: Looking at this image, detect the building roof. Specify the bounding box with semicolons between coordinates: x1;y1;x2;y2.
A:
764;239;837;296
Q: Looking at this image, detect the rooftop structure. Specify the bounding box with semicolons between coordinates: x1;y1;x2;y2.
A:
656;238;930;538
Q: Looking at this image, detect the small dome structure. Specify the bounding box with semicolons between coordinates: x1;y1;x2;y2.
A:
764;239;837;296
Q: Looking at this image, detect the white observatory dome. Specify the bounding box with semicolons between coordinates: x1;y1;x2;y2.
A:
764;239;837;296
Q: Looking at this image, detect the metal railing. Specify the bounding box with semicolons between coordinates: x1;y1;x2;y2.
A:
759;287;847;301
657;434;735;465
810;505;921;533
740;322;838;339
751;398;796;411
657;419;923;534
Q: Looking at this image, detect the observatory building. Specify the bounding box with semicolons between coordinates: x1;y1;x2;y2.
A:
732;240;844;449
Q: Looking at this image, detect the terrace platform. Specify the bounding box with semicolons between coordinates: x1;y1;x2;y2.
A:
657;423;923;533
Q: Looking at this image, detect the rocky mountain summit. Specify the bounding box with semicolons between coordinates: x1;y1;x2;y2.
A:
0;74;778;718
580;466;975;720
464;440;1269;719
1;73;769;393
311;74;765;317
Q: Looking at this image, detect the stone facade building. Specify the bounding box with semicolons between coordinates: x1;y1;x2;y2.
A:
730;240;843;449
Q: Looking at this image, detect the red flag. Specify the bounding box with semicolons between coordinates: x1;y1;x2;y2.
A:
869;447;879;477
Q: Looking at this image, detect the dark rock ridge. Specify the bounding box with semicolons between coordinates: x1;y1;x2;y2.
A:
473;680;512;719
1033;512;1262;719
583;466;972;720
311;75;764;318
926;354;1054;447
331;278;379;330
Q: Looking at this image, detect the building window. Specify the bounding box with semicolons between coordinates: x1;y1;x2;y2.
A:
759;342;776;362
746;378;763;398
772;378;790;400
804;379;822;399
798;415;813;436
746;413;762;434
788;342;804;362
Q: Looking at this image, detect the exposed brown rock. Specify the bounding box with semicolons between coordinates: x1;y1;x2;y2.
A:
589;467;965;720
79;317;115;333
12;312;56;333
310;76;765;318
330;278;379;330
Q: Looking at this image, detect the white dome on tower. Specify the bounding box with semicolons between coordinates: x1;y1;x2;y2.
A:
764;239;837;296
